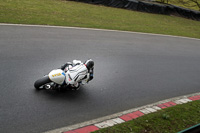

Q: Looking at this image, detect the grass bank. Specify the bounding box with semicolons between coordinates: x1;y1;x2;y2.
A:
0;0;200;38
93;100;200;133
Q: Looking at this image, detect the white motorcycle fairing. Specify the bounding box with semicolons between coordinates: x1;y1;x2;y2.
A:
48;69;65;85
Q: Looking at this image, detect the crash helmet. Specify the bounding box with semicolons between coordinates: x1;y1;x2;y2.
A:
84;59;94;69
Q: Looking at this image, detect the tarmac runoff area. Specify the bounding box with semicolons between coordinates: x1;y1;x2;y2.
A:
44;92;200;133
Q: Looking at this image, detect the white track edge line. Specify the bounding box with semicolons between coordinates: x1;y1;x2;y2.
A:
0;23;200;41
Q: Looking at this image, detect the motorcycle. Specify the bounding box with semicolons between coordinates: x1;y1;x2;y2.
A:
35;59;94;90
34;68;88;90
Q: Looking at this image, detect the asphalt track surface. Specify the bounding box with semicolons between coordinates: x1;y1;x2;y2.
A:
0;25;200;133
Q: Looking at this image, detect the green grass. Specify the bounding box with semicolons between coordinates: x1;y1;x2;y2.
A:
0;0;200;39
93;100;200;133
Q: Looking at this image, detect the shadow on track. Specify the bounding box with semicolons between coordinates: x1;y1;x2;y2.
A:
32;86;91;102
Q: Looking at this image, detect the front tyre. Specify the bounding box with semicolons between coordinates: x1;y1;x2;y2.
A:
34;76;51;90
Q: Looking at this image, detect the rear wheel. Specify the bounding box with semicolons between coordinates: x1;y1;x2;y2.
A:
34;76;51;90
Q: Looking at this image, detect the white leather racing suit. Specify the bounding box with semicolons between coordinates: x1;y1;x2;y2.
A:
61;60;93;89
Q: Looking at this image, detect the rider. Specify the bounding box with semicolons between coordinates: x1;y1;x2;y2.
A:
60;59;94;90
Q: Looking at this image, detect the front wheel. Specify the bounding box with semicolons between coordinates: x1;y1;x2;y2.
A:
34;76;51;90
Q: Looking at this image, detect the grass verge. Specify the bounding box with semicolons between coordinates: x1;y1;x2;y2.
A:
0;0;200;39
93;100;200;133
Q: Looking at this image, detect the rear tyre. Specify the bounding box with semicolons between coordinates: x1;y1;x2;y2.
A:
34;76;51;90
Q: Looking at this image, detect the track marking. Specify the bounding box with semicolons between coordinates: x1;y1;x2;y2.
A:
0;23;200;41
